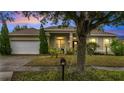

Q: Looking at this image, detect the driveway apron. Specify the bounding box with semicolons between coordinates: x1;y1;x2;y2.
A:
0;56;34;81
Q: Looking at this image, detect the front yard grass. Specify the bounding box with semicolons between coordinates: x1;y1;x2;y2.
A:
26;55;124;67
12;55;124;81
12;67;124;81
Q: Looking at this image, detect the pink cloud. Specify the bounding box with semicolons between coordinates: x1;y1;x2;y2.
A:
7;15;44;24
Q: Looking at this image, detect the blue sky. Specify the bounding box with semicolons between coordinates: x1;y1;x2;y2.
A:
104;25;124;36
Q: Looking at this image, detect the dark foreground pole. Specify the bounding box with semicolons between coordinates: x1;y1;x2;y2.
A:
60;57;66;81
62;64;65;80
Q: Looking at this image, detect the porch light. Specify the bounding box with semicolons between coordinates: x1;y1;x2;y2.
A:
73;37;76;39
74;42;77;45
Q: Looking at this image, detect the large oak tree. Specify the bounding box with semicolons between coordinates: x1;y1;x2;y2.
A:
22;11;124;71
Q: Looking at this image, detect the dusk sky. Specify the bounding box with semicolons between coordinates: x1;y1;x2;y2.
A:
0;13;124;36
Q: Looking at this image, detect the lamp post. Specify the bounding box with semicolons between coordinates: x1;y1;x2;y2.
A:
105;44;108;55
104;39;109;55
60;57;66;81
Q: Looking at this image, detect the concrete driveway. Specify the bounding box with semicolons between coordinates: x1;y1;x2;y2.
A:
0;56;34;66
0;56;35;81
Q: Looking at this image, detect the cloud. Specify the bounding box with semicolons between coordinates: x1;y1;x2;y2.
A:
7;16;43;24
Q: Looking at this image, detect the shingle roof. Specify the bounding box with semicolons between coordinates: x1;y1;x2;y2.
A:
45;26;76;29
89;29;115;36
9;27;116;37
9;28;39;35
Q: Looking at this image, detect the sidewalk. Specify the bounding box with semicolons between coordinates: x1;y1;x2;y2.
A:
0;66;61;72
92;66;124;71
0;72;13;81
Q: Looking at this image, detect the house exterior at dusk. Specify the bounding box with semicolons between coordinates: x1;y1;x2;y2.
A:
9;27;116;55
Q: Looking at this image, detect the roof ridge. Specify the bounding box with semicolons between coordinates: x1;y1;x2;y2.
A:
9;28;116;37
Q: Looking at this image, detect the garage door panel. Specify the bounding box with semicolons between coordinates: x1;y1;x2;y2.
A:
11;41;40;54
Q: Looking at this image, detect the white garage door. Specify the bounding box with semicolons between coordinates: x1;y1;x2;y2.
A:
11;41;40;54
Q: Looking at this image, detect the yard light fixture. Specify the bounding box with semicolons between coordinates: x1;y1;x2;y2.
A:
60;57;66;81
104;39;110;55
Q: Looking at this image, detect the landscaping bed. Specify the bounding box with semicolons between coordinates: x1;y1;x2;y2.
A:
11;67;124;81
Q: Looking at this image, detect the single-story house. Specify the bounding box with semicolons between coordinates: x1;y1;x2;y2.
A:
9;27;116;55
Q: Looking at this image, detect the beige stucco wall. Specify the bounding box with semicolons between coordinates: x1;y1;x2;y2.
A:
9;33;116;54
10;36;39;41
87;36;115;54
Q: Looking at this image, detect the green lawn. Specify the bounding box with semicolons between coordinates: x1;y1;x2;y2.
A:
26;55;124;67
11;67;124;81
13;55;124;81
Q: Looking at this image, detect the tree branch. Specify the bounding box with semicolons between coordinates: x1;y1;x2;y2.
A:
89;12;122;30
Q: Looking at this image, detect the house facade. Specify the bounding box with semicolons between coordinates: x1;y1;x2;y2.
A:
9;27;116;55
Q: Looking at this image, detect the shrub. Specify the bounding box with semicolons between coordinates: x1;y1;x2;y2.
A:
66;48;74;55
110;39;124;56
49;48;62;58
87;42;99;55
12;67;124;81
0;21;11;55
39;25;48;54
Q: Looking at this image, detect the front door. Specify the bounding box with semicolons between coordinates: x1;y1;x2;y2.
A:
73;41;78;50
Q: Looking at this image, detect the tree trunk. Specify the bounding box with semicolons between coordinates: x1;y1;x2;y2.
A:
105;46;108;55
77;34;87;71
76;18;89;72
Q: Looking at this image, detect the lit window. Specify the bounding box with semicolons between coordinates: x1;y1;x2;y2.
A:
104;39;110;46
89;38;96;43
56;37;64;40
74;42;77;45
56;37;65;48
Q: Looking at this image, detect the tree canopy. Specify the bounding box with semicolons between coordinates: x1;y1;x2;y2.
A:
0;12;17;22
22;11;124;30
13;25;29;32
22;11;124;71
